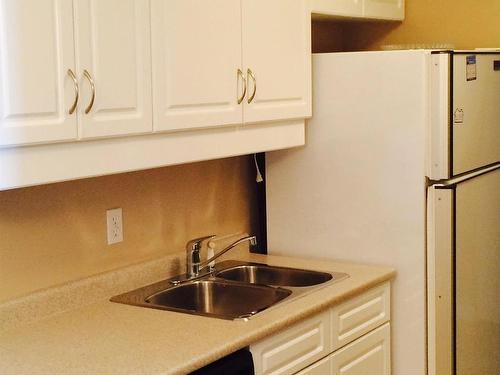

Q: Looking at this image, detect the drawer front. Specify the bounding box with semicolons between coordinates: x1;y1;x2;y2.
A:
250;310;331;375
295;354;331;375
331;322;391;375
332;282;390;350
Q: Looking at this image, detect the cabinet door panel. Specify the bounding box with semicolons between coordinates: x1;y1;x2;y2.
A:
363;0;404;20
295;355;331;375
152;0;243;132
0;0;77;147
75;0;152;138
332;282;390;350
310;0;362;17
331;323;391;375
250;310;331;375
242;0;311;124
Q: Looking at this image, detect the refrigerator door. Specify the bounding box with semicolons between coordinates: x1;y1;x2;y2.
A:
427;167;500;375
452;53;500;175
455;168;500;375
267;50;429;375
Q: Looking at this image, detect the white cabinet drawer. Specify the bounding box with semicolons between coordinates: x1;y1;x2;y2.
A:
250;309;331;375
296;322;391;375
331;322;391;375
295;354;331;375
331;282;390;350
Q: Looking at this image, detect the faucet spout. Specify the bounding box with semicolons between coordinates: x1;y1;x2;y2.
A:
199;235;257;270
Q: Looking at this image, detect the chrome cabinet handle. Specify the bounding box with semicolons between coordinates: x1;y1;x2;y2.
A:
83;69;95;114
237;69;247;105
247;68;256;104
67;69;79;115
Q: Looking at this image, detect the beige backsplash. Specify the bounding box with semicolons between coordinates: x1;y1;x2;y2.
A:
0;156;257;303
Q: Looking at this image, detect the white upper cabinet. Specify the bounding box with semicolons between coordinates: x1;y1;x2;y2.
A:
151;0;243;132
0;0;152;146
0;0;77;147
310;0;404;20
0;0;310;189
74;0;152;138
242;0;312;124
1;0;310;144
364;0;404;20
152;0;311;131
310;0;362;18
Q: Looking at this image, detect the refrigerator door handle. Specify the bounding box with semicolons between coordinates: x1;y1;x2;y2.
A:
431;162;500;187
427;186;454;375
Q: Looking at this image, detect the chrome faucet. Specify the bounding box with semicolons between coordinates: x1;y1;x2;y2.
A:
185;234;257;279
186;235;216;278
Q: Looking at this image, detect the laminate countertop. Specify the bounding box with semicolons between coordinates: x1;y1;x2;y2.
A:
0;252;395;375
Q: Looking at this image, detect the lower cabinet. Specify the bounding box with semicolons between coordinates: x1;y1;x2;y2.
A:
298;323;391;375
250;282;391;375
295;355;331;375
251;310;331;375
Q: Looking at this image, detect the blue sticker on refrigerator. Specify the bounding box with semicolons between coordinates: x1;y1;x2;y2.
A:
466;55;477;81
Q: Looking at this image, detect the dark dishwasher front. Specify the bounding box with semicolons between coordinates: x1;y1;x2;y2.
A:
189;348;254;375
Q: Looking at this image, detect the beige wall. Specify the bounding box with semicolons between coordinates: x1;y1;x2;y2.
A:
314;0;500;52
312;20;345;53
0;156;256;302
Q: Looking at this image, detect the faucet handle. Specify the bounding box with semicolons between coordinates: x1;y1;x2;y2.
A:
186;235;216;252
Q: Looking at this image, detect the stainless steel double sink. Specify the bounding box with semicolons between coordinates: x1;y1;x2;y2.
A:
111;260;348;320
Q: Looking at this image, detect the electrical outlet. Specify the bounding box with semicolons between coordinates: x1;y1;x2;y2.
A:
106;208;123;245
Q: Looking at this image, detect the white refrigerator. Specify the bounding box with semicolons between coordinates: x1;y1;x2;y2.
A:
265;50;500;375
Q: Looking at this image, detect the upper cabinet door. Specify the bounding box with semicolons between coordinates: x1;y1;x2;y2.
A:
151;0;243;132
242;0;311;124
74;0;152;139
0;0;77;147
363;0;404;20
310;0;362;18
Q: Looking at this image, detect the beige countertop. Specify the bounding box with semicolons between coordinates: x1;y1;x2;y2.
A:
0;252;395;375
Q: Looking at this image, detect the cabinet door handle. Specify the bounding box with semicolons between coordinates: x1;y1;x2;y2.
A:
83;70;96;114
247;68;256;104
67;69;79;115
237;69;247;105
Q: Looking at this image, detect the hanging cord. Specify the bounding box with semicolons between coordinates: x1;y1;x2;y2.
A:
254;154;263;183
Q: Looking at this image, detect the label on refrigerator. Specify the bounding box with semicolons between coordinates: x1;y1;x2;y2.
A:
454;108;464;124
466;55;477;81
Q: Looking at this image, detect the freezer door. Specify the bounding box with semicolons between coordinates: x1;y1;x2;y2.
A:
452;53;500;175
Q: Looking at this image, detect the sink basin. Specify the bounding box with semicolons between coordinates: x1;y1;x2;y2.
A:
215;264;333;287
111;260;348;320
146;280;291;320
